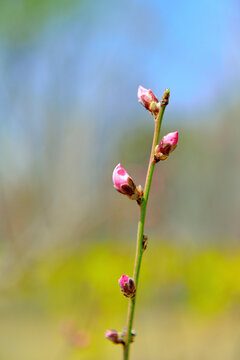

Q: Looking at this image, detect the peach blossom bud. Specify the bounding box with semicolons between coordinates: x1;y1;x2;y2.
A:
137;86;160;115
121;328;136;343
112;163;143;203
119;275;136;298
154;131;179;162
105;329;120;344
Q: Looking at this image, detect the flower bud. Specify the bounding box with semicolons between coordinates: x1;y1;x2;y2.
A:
154;131;179;162
105;329;121;344
121;328;136;344
112;163;143;203
137;86;160;115
119;275;136;298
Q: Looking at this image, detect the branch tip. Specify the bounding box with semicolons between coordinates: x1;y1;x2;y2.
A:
161;88;170;107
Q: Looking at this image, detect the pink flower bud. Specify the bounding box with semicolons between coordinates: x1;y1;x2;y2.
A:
154;131;179;162
105;329;120;344
160;131;179;154
112;164;143;203
137;86;160;115
119;275;136;298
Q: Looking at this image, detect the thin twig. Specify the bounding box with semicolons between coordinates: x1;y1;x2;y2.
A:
123;89;170;360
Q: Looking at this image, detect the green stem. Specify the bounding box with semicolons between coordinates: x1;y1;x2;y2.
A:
123;89;170;360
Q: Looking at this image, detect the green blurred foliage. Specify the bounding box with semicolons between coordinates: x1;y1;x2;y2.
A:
0;242;240;359
0;0;84;43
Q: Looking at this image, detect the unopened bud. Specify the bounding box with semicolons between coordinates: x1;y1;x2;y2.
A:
138;86;160;115
143;234;148;250
105;329;121;344
112;163;143;203
160;88;170;107
119;275;136;298
136;185;143;205
121;328;136;344
154;131;179;162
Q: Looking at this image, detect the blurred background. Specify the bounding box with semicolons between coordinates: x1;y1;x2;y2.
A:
0;0;240;359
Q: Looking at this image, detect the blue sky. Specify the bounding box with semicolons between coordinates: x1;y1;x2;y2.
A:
86;0;239;109
0;0;240;133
